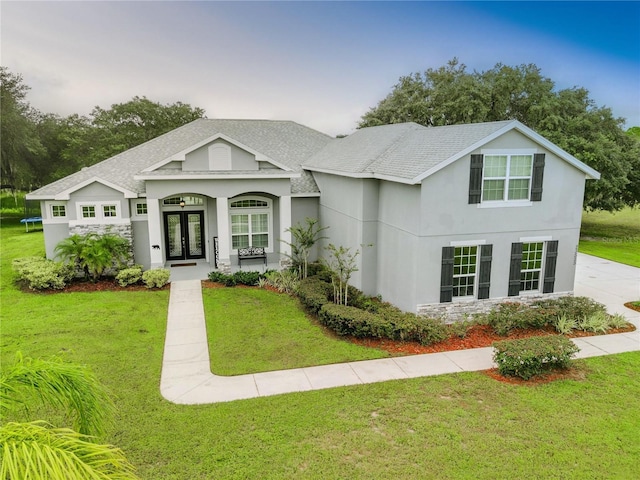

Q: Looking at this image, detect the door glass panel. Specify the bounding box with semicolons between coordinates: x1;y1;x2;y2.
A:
167;214;183;257
187;213;202;256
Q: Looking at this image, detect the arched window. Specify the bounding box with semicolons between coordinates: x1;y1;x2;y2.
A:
229;196;272;251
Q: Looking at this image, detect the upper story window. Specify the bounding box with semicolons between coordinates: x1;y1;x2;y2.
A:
482;154;533;202
469;152;545;206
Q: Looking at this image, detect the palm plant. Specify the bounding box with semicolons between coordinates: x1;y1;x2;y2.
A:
55;233;131;282
0;354;139;479
283;218;328;279
54;233;91;279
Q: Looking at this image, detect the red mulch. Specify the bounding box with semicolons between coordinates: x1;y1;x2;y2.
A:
624;301;640;313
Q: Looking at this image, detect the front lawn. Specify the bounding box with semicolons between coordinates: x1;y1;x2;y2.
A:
580;207;640;267
203;286;388;375
3;214;640;479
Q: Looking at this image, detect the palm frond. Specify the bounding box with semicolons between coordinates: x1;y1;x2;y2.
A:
0;353;114;436
0;421;139;480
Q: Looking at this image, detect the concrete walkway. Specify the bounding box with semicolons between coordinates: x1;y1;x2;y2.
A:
160;253;640;404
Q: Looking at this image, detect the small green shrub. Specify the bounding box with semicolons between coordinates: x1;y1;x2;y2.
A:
534;296;606;322
142;268;170;289
607;313;629;329
115;266;143;287
318;303;385;338
553;314;578;334
297;277;331;314
208;270;268;287
12;257;74;290
493;335;580;380
484;303;551;336
578;311;610;334
265;270;299;294
448;319;475;339
396;315;448;345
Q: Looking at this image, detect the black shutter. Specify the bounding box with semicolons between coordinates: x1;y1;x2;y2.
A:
508;243;523;296
530;153;545;201
440;246;455;303
468;154;483;204
477;244;492;300
542;240;559;293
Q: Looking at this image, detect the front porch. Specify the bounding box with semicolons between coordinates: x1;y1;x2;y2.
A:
166;259;283;282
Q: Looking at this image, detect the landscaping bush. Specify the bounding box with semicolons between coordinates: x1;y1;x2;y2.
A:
297;277;331;314
394;314;449;345
482;302;552;336
552;314;578;334
208;270;269;287
578;311;610;334
493;335;580;380
534;296;607;322
12;257;74;290
142;268;170;289
264;270;299;294
318;303;388;338
115;266;143;287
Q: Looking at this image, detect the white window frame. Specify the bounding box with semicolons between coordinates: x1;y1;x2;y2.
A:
520;241;545;293
74;202;122;224
44;202;68;224
134;201;148;217
452;245;479;300
478;149;536;208
229;196;273;253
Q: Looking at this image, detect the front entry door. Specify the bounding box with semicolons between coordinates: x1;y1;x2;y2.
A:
163;211;205;261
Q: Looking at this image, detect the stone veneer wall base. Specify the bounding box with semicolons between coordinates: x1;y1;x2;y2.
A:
417;292;573;322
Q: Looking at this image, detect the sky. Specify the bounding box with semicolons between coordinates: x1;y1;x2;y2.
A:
2;1;639;137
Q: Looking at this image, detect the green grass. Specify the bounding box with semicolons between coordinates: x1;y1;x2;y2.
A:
203;288;388;375
580;207;640;267
3;213;640;479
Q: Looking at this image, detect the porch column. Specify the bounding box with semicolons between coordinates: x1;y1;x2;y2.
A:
279;195;292;268
147;198;164;268
216;197;231;273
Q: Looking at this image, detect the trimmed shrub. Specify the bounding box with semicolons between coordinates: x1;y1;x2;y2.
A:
297;277;331;314
483;302;551;336
395;314;448;345
493;335;580;380
12;257;74;290
318;304;387;338
208;270;270;287
142;268;170;289
534;296;606;322
115;266;143;287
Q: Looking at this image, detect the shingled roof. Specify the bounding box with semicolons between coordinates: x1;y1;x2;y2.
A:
29;119;333;198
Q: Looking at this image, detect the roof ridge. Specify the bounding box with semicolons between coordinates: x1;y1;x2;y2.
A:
363;123;423;173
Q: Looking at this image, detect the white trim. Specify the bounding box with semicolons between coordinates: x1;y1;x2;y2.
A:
52;176;137;200
477;200;533;209
45;201;68;223
131;200;148;219
481;152;534;203
134;172;298;181
75;201;122;223
481;148;537;155
229;195;274;254
449;239;486;247
291;192;321;198
143;133;293;172
69;218;130;227
520;235;553;242
304;166;416;185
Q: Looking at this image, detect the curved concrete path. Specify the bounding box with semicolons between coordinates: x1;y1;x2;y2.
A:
161;254;640;404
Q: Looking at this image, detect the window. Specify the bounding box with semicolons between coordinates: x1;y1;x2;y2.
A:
51;205;66;217
136;202;148;215
520;242;544;292
230;196;271;251
103;205;117;217
508;240;558;296
482;154;533;202
453;246;477;298
81;206;96;218
163;196;203;206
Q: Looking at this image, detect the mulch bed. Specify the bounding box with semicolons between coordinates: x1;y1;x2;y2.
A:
624;301;640;312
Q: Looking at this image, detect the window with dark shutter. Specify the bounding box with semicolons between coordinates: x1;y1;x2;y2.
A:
477;244;493;299
440;246;455;303
468;154;483;204
542;240;558;293
530;153;545;201
508;242;523;296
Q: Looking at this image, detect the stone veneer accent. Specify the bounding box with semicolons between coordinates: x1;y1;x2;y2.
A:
69;222;134;265
417;292;573;322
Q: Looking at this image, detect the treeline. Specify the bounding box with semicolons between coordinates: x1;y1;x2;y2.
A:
360;59;640;211
0;67;205;191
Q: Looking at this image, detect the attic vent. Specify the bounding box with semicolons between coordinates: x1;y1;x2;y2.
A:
208;144;231;170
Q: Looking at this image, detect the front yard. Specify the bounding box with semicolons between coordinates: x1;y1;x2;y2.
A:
2;215;640;479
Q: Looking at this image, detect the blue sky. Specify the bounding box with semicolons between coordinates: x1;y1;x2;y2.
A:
2;1;638;136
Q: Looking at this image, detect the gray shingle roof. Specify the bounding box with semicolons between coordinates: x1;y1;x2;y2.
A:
304;121;514;181
29;119;332;198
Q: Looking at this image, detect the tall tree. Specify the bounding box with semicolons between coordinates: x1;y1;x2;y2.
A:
0;67;46;190
360;59;640;211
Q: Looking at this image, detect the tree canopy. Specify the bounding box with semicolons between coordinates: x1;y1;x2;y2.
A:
0;67;206;190
359;59;640;211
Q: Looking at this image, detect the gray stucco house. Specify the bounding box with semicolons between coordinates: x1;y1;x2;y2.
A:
28;118;599;316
